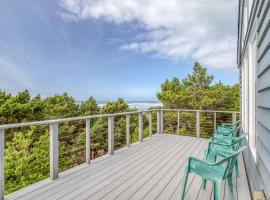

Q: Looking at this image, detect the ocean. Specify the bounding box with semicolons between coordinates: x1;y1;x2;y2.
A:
97;101;163;111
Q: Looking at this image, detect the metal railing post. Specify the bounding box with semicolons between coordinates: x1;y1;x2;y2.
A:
138;112;143;142
196;111;200;138
126;114;130;147
108;116;114;155
0;129;4;200
160;110;164;134
214;112;217;131
232;113;237;123
86;118;91;164
148;112;152;137
157;111;161;134
177;111;180;135
50;123;59;180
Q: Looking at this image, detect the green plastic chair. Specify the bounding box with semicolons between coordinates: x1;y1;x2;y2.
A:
206;133;247;177
220;120;240;129
216;121;240;135
215;125;239;137
180;147;246;200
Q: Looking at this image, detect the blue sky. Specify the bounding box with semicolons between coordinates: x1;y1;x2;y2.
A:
0;0;238;101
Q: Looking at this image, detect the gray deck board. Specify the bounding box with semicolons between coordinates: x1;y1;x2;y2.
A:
6;134;251;200
90;136;192;200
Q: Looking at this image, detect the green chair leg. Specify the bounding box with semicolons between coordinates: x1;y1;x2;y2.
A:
202;178;207;190
228;175;234;200
235;159;239;177
213;181;221;200
181;170;189;200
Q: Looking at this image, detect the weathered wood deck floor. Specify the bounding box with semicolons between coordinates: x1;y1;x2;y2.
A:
7;134;250;200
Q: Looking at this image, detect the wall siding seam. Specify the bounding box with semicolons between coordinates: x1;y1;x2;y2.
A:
258;119;270;132
257;84;270;92
257;132;270;156
257;63;270;77
258;41;270;62
257;0;266;18
257;1;270;33
257;19;270;47
257;137;270;160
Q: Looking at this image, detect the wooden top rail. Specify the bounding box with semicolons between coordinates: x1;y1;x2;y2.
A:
0;110;147;130
0;108;239;130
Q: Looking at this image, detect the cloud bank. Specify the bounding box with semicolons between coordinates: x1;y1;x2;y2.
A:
59;0;238;69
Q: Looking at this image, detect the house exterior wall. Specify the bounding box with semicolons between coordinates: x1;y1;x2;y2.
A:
237;0;270;198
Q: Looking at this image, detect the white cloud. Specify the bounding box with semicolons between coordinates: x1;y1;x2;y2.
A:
59;0;238;69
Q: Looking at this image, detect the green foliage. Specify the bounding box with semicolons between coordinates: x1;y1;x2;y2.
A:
43;92;79;119
79;97;99;116
1;93;135;194
0;62;239;195
157;62;239;111
5;126;49;194
157;62;239;137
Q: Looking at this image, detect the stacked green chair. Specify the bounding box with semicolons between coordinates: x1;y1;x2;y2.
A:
215;123;240;137
180;147;246;200
181;120;245;200
220;120;240;129
205;133;247;177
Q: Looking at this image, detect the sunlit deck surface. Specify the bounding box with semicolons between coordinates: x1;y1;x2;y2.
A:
7;134;250;200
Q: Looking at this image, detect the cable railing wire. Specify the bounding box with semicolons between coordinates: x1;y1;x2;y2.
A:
0;108;239;196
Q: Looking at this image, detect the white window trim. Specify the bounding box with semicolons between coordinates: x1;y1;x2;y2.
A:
248;27;257;163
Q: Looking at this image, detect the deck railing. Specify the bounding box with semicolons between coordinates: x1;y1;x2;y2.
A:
0;108;239;199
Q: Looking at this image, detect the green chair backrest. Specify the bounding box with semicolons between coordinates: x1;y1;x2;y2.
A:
216;146;246;179
221;120;240;127
230;133;247;150
216;125;240;137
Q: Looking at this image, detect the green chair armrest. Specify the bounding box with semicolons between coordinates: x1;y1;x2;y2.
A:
189;156;217;167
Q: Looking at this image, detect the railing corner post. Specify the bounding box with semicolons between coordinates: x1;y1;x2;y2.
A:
138;112;143;142
108;116;114;155
86;118;91;164
50;123;59;180
196;111;200;138
0;129;4;200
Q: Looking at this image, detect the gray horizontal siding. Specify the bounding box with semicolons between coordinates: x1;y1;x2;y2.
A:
257;66;270;90
257;135;270;175
240;0;270;199
257;45;270;75
257;0;269;34
257;107;270;130
257;89;270;107
256;0;270;198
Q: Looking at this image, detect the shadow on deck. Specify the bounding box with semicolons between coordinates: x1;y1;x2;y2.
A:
6;134;250;200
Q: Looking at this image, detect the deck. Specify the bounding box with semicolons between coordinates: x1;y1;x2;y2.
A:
6;134;250;200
